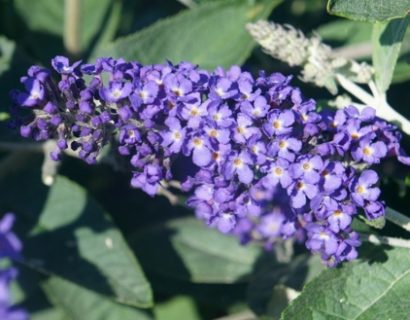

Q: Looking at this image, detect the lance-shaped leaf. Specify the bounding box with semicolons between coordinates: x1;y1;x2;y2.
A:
281;245;410;320
97;0;283;69
130;217;261;283
372;18;410;93
0;163;153;308
327;0;410;23
42;276;153;320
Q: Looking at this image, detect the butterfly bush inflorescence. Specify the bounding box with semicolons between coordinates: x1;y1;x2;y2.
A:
10;56;410;266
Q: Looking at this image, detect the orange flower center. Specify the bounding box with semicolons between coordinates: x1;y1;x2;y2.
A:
356;185;365;194
273;120;281;129
274;167;283;176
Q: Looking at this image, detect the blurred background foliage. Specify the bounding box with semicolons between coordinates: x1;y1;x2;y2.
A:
1;0;410;319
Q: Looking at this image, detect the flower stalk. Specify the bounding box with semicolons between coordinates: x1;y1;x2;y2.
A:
361;233;410;249
64;0;81;57
386;207;410;233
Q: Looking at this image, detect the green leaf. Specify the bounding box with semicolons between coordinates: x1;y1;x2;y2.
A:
177;0;222;6
32;176;153;307
97;0;283;69
15;260;151;320
327;0;410;23
393;60;410;83
372;18;410;93
317;18;410;86
281;245;410;320
13;265;70;320
42;276;153;320
130;217;262;283
0;163;153;308
13;0;121;59
31;309;70;320
317;20;372;45
155;295;201;320
0;36;15;76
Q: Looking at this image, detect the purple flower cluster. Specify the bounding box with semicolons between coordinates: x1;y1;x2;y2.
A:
10;56;410;266
0;214;27;320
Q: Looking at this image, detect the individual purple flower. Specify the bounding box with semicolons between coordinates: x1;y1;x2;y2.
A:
248;137;267;165
119;124;141;145
181;95;208;128
51;55;82;74
306;225;338;256
261;158;292;189
131;164;163;196
235;191;263;217
290;155;323;184
15;78;45;107
345;105;375;122
208;103;234;128
263;109;295;136
241;96;268;119
256;209;285;238
0;214;22;260
162;117;187;154
131;81;159;107
184;135;212;167
343;120;372;144
333;231;361;265
187;185;214;220
164;73;193;97
209;77;237;100
223;151;254;184
364;201;385;220
0;269;28;320
237;78;260;102
233;113;260;143
327;205;355;233
269;137;302;162
351;136;387;164
206;143;232;169
210;212;237;233
319;161;345;192
99;80;133;102
204;125;230;145
288;179;318;209
350;170;381;206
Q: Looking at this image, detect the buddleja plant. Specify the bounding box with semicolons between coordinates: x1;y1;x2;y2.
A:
2;0;410;319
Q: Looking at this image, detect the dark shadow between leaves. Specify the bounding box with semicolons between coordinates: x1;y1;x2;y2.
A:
128;221;249;318
22;196;116;298
245;248;315;316
380;18;410;46
60;155;193;236
129;225;191;282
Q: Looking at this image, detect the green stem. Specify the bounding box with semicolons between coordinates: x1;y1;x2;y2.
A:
360;233;410;249
335;74;410;135
385;207;410;233
64;0;81;57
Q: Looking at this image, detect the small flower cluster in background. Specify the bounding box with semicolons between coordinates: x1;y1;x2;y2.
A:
10;57;410;266
246;20;373;94
0;214;27;320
